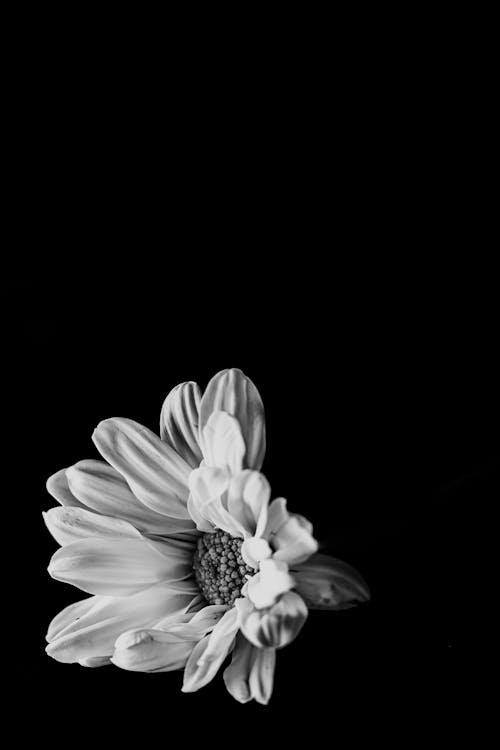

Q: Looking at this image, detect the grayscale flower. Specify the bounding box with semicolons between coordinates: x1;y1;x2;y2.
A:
44;368;370;704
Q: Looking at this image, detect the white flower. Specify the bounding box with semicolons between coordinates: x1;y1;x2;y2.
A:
44;368;370;704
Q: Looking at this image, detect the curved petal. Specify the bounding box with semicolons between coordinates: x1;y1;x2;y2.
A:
92;418;192;519
223;633;254;703
112;604;228;673
160;381;203;469
202;411;245;474
46;468;87;509
79;656;112;667
199;368;266;471
293;554;370;610
227;471;270;538
182;607;239;693
240;537;272;569
264;498;318;565
246;559;294;609
46;596;101;643
46;584;196;663
112;628;197;672
66;460;196;535
248;646;276;705
188;466;244;537
187;493;215;533
43;506;143;547
240;591;308;649
48;536;196;597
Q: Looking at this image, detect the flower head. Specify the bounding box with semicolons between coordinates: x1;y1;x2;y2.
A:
44;368;369;704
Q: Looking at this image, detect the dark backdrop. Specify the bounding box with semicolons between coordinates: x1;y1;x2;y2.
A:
11;253;496;736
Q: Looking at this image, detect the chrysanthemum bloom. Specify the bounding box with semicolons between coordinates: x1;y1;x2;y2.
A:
45;368;370;703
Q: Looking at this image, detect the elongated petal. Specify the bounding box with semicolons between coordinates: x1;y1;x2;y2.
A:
66;460;196;535
249;646;276;705
48;536;196;597
46;584;196;663
92;418;192;519
112;604;228;673
202;411;245;474
223;634;254;703
46;596;101;643
227;470;270;538
182;607;239;692
160;381;203;469
43;506;143;547
240;591;308;649
293;554;370;609
246;559;294;609
46;468;87;509
199;369;266;470
112;629;196;672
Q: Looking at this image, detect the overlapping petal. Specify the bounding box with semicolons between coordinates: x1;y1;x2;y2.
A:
264;498;318;565
160;381;203;469
227;470;270;538
223;633;276;705
46;585;197;663
202;411;246;474
246;558;294;609
240;591;308;649
182;606;240;693
92;418;192;519
43;506;143;547
199;369;266;471
112;604;228;673
66;460;196;535
46;468;87;509
48;535;197;597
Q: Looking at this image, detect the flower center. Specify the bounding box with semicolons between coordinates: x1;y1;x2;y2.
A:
193;529;255;606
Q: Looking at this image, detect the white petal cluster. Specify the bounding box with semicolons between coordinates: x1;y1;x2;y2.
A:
44;368;370;704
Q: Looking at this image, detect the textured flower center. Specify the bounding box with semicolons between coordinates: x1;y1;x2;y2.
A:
193;529;255;606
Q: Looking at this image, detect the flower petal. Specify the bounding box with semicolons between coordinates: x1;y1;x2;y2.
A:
46;584;196;663
222;631;275;704
227;470;270;538
66;460;196;534
48;536;196;597
202;411;245;474
92;418;192;519
188;465;244;537
46;468;87;509
199;368;266;470
160;381;203;469
264;498;318;565
240;537;272;570
43;506;143;547
182;607;239;693
223;633;254;703
112;604;228;673
246;558;294;609
240;591;308;649
79;656;111;667
248;646;276;705
293;554;370;609
46;596;101;643
112;628;196;672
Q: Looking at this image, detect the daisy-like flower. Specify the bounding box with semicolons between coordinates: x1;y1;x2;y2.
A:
45;368;370;704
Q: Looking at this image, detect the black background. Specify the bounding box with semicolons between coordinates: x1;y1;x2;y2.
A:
6;30;497;734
